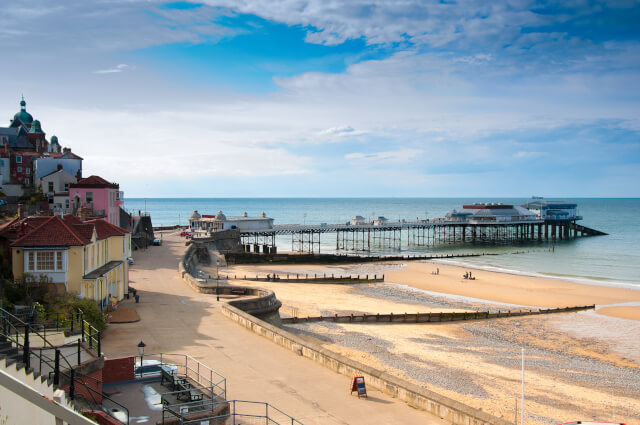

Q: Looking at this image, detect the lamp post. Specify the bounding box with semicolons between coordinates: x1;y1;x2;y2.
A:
138;340;146;376
216;259;220;301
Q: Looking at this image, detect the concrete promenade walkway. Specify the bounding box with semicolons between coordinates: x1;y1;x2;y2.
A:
101;233;449;425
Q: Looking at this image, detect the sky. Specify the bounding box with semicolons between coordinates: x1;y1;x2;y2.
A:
1;0;639;197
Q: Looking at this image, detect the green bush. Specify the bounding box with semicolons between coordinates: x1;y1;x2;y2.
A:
53;294;107;332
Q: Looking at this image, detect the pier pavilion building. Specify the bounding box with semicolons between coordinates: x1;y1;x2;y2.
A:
189;210;274;233
521;200;581;222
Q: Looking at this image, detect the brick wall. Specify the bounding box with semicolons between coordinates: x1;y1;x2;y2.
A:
103;356;134;383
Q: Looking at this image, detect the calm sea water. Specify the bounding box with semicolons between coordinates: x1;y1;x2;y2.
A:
124;198;640;287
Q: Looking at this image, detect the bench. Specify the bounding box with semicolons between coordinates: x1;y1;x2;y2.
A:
161;369;187;392
176;380;203;402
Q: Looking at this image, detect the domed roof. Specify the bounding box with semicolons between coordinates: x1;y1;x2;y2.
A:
50;135;60;145
28;119;42;134
214;210;226;221
189;210;201;220
13;98;33;125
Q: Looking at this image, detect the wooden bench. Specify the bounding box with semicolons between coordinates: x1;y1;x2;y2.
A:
161;369;187;392
176;380;203;402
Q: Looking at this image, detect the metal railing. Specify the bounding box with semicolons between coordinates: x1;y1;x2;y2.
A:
0;307;128;424
179;400;304;425
133;353;226;400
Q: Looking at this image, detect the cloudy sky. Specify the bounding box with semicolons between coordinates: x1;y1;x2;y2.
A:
1;0;639;197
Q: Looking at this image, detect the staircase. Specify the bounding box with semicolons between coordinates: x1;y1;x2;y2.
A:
1;308;129;424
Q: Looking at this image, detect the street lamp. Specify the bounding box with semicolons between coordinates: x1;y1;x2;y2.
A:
137;340;146;376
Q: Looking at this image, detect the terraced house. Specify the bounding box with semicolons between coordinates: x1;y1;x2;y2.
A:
9;214;131;307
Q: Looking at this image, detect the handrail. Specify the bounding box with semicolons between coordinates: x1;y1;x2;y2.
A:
1;308;128;424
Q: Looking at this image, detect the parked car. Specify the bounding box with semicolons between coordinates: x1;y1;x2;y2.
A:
179;230;192;237
152;238;162;246
134;359;177;378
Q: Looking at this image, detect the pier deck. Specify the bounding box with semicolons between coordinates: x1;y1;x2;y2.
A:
227;218;604;253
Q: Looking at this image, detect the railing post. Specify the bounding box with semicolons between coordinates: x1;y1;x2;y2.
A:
23;326;30;370
69;368;75;400
81;318;85;342
77;339;82;365
97;331;101;356
54;349;60;386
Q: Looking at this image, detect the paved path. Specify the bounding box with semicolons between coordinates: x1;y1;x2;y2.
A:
102;232;449;425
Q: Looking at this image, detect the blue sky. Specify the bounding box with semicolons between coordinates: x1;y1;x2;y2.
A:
0;0;639;197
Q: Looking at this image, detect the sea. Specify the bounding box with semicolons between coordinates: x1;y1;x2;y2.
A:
124;198;640;288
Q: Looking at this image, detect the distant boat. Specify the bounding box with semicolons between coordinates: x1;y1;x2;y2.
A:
531;195;544;199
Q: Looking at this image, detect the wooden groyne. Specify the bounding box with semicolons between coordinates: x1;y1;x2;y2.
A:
281;305;595;324
234;273;384;284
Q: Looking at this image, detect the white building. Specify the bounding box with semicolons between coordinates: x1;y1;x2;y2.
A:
351;215;366;225
521;201;581;221
33;151;82;187
40;168;77;212
373;216;389;226
189;210;274;233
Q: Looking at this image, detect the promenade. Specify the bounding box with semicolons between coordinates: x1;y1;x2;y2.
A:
101;232;449;425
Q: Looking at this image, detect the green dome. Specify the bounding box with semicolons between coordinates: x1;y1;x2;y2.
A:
29;120;42;133
14;98;33;125
50;135;59;144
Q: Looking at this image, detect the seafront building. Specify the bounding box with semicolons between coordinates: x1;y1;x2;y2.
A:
70;175;124;226
0;97;82;197
7;214;131;306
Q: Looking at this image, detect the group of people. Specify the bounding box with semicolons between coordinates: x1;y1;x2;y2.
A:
430;268;440;275
463;271;475;280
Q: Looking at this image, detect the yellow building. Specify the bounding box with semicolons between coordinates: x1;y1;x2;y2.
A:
11;214;131;307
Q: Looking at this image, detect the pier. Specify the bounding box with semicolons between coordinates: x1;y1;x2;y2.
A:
236;219;605;253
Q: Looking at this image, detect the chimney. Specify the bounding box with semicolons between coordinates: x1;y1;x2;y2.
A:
57;164;63;171
17;203;24;218
78;207;88;220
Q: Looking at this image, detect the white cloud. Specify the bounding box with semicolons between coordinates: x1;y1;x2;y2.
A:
94;64;131;74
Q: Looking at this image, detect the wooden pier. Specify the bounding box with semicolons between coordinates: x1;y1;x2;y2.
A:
237;219;606;254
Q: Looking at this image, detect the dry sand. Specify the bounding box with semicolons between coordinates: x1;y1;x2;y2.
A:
219;257;640;425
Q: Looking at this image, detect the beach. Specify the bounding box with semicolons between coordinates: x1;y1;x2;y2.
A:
211;255;640;425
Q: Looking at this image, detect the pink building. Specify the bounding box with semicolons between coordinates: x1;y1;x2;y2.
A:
69;175;123;226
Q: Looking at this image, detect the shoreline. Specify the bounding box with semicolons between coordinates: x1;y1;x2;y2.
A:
430;256;640;290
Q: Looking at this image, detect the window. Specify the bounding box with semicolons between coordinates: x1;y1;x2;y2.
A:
37;252;54;270
64;183;69;191
26;168;30;175
17;167;22;172
27;251;64;271
65;199;70;208
48;182;54;192
16;155;22;163
86;192;93;203
25;178;29;185
28;252;35;271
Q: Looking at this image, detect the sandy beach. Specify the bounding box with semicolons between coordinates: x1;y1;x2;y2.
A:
215;255;640;425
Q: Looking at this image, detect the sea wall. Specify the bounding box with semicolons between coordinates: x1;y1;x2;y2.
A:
221;303;512;425
180;244;282;326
